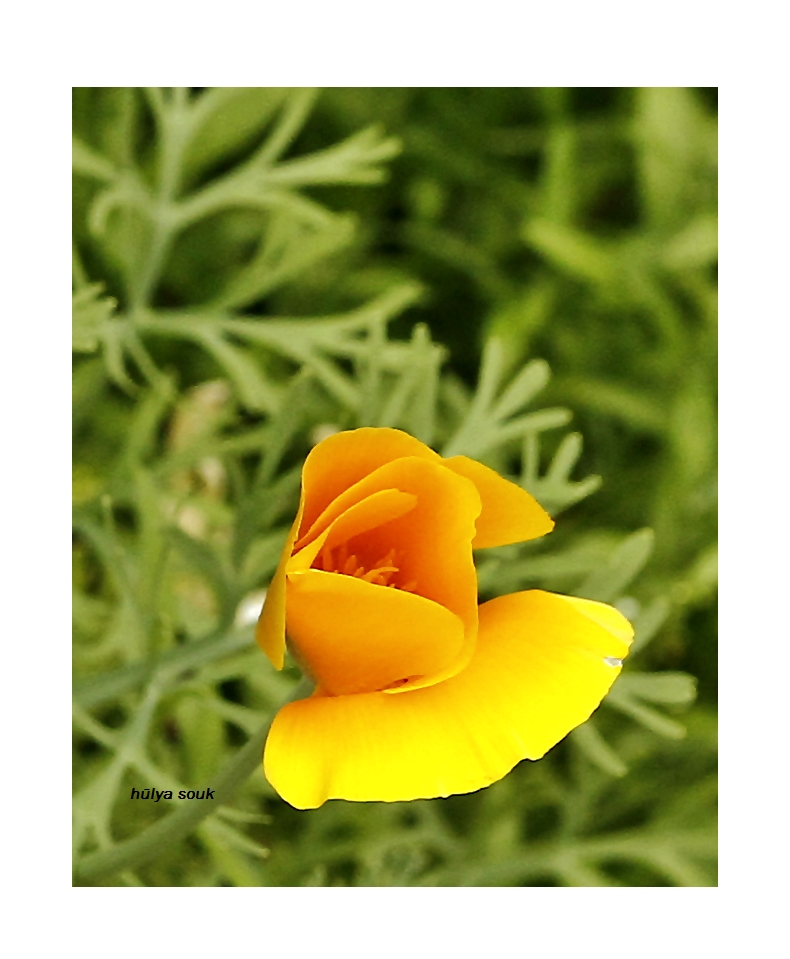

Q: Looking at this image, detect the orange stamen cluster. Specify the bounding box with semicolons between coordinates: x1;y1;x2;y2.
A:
317;542;417;592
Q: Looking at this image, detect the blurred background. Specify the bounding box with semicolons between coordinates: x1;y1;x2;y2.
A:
73;87;717;886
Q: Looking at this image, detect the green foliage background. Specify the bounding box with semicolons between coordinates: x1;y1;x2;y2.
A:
72;87;717;887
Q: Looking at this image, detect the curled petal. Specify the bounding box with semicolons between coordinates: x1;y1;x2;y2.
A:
287;489;418;574
285;570;466;696
297;427;439;545
291;457;481;690
442;455;554;548
264;589;633;808
294;455;481;654
255;492;304;670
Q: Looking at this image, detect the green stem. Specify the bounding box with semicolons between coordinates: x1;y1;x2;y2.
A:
130;89;192;311
74;677;312;882
72;626;255;709
254;88;318;166
72;242;88;288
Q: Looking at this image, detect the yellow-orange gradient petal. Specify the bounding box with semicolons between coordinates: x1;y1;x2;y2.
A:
296;456;481;647
297;428;440;543
442;455;554;548
264;589;633;808
287;489;418;575
291;457;481;692
255;492;305;669
284;570;466;695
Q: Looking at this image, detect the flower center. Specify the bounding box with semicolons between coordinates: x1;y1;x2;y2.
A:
314;542;417;592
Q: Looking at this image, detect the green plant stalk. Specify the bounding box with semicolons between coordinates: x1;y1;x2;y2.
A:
72;626;256;709
129;89;191;311
74;677;312;882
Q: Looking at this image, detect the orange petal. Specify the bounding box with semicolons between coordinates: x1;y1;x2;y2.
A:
284;570;466;695
287;489;418;575
295;455;481;651
294;456;482;690
254;491;304;670
264;589;633;808
442;455;554;548
296;428;439;546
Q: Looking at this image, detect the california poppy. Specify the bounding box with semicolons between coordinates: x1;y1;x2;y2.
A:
257;427;632;809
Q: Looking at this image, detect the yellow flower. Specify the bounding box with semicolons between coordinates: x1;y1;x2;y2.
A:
257;427;632;809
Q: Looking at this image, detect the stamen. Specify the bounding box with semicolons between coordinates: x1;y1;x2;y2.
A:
311;542;418;594
361;566;398;584
371;548;396;570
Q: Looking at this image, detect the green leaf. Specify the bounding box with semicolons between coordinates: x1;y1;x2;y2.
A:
553;377;666;433
182;88;291;184
663;214;718;271
264;125;401;187
491;360;550;421
213;210;357;311
240;530;289;589
175;694;226;786
630;596;671;652
572;721;628;777
443;340;569;459
72;136;116;182
191;328;281;413
522;431;602;516
635;87;712;230
168;526;235;626
675;544;718;606
121;380;176;469
606;688;687;740
72;283;116;353
403;324;442;445
523;218;614;286
576;529;654;602
616;672;697;706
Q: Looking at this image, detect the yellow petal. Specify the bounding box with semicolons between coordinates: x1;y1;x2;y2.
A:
297;427;440;545
264;589;633;808
255;491;304;670
558;594;635;646
442;455;554;548
284;570;466;695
